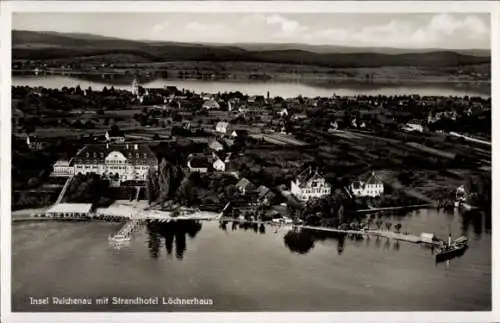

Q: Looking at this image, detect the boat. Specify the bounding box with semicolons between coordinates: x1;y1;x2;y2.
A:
435;234;468;262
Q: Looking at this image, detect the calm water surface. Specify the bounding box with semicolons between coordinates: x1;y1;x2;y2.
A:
12;209;491;312
12;75;490;98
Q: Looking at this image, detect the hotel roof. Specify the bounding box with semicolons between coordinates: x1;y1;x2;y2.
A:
72;144;157;166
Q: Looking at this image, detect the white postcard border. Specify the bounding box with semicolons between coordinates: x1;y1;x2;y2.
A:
1;1;498;322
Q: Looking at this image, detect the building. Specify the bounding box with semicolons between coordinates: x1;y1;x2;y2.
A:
236;178;255;195
212;156;226;172
187;155;211;173
290;167;331;202
51;160;75;177
256;185;275;206
131;79;139;96
45;203;92;218
215;121;229;134
105;127;125;143
208;139;224;152
278;108;288;117
54;143;158;182
203;98;220;110
350;172;384;197
292;113;307;121
456;184;473;203
402;119;424;132
328;121;339;133
26;135;46;151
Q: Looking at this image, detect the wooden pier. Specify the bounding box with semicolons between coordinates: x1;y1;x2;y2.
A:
220;217;439;246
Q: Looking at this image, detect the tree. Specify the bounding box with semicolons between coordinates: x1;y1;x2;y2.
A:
146;168;159;205
157;158;171;205
394;223;402;233
376;220;383;230
385;222;392;231
366;216;373;230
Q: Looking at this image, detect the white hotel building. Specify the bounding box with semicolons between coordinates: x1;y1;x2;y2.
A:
291;168;332;202
51;143;158;182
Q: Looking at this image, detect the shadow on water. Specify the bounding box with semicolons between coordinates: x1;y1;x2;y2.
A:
146;220;202;260
218;220;404;255
220;220;265;234
283;228;369;255
460;210;489;237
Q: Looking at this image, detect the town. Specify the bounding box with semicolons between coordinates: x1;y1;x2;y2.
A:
12;79;491;251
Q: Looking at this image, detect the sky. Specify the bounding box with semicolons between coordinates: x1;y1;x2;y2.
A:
13;13;490;49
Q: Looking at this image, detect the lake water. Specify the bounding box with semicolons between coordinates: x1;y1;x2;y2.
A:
12;209;491;312
12;75;490;98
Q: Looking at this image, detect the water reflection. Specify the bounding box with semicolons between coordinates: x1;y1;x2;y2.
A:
283;230;315;255
282;228;382;255
146;220;202;260
460;210;489;237
214;209;491;257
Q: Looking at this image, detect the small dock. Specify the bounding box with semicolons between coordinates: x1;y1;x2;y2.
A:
220;217;440;246
109;219;143;241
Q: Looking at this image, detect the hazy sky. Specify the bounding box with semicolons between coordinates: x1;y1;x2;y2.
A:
13;13;490;49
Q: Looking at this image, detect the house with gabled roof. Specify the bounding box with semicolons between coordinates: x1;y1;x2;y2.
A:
203;98;220;110
291;167;331;202
208;139;224;152
68;143;158;182
215;121;229;134
235;178;256;195
402;119;424;132
350;172;384;197
211;153;226;172
256;185;275;206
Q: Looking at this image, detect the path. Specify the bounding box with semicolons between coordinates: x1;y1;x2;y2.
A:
55;176;73;204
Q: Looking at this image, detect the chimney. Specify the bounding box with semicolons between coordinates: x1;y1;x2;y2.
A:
134;144;138;150
126;144;129;150
106;143;109;149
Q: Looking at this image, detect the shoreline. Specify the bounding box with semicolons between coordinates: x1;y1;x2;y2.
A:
12;70;491;87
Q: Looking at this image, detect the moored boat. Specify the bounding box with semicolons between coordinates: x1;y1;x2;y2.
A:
435;234;468;262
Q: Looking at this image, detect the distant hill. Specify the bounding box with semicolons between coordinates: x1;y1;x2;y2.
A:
12;30;490;68
222;42;490;57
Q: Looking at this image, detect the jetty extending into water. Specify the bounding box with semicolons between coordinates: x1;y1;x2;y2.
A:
221;217;440;246
354;204;434;214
